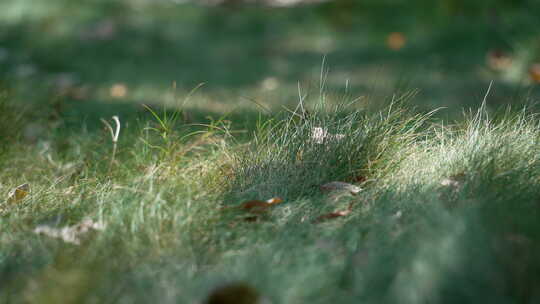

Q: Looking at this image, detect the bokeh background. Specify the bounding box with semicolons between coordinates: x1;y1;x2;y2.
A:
1;0;540;131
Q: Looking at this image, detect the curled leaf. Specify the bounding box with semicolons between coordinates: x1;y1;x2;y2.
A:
320;181;362;195
34;218;106;245
313;202;354;224
7;183;30;204
238;197;283;214
220;197;284;222
313;210;351;223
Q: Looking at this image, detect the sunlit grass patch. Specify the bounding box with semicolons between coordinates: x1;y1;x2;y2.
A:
223;90;435;202
1;80;539;303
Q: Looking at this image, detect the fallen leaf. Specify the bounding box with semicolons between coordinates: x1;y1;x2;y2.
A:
486;50;512;71
110;83;128;98
440;173;466;188
7;183;30;204
320;181;362;195
311;127;345;144
238;197;284;214
205;282;260;304
313;202;354;224
313;210;351;223
386;32;406;50
221;197;284;214
34;218;106;245
440;178;460;187
529;63;540;83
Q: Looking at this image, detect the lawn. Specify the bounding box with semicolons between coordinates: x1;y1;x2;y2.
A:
1;1;540;303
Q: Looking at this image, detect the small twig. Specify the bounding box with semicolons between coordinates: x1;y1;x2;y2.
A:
101;115;121;173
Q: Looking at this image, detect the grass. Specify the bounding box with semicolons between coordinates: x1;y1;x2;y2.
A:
1;83;539;303
1;1;540;303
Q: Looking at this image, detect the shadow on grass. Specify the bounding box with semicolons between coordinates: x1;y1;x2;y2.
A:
1;1;539;123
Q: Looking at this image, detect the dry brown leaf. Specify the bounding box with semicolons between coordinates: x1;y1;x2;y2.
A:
205;282;260;304
7;183;30;204
221;197;284;215
313;202;354;224
238;197;283;214
529;63;540;83
320;181;362;195
34;218;106;245
313;209;351;223
387;32;406;50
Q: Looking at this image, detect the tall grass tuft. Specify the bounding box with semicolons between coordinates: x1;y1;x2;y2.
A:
224;91;436;202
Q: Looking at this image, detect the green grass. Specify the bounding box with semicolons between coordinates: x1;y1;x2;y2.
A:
1;85;539;303
1;1;540;303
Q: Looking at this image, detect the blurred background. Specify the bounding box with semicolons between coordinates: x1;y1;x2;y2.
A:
1;0;540;129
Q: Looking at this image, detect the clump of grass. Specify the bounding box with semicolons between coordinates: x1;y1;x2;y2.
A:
224;91;436;202
364;100;540;303
391;100;540;199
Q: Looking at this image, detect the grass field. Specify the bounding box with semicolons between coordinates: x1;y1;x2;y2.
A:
1;1;540;303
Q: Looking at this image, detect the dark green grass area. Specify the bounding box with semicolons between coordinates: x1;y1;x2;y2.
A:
1;0;540;123
1;1;540;303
